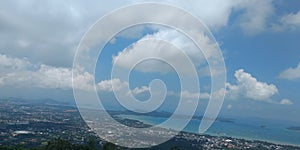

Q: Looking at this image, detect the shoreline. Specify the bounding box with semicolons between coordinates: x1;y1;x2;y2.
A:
116;114;300;147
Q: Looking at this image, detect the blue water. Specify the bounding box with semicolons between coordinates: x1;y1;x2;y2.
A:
118;114;300;146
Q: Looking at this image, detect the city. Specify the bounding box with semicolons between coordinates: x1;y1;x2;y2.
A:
0;98;299;149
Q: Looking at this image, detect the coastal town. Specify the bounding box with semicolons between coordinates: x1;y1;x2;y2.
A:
0;98;299;150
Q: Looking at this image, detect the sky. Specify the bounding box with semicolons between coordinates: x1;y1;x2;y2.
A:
0;0;300;123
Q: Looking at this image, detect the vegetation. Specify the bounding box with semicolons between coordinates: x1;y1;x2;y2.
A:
0;138;104;150
0;138;183;150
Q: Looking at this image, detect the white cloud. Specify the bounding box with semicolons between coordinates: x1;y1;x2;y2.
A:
163;0;235;29
0;0;283;72
0;0;129;67
274;10;300;31
227;69;278;100
0;54;94;91
97;79;211;101
96;70;294;106
97;78;128;92
154;0;274;33
0;54;32;71
72;68;95;91
279;99;293;105
34;65;73;89
181;91;210;100
72;0;278;72
113;29;221;76
168;0;300;34
232;0;274;34
166;90;212;101
0;54;154;93
281;11;300;26
226;69;292;105
1;0;298;104
279;62;300;80
131;86;149;95
0;0;287;70
0;65;72;90
97;78;149;96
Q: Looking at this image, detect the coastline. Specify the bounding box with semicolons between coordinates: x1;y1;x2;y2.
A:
116;114;300;147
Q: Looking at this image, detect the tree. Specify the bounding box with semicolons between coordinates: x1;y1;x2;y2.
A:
170;146;180;150
86;138;98;150
45;138;73;150
102;142;117;150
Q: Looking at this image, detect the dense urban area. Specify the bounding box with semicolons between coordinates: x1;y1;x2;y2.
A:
0;98;299;150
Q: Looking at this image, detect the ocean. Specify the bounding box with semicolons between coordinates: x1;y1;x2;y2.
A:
117;114;300;146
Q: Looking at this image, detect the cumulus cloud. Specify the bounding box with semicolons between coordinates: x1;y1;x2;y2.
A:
227;69;278;100
72;68;95;91
2;53;292;106
0;54;155;94
96;70;294;106
226;69;292;105
97;78;149;96
279;62;300;80
97;79;127;92
0;54;94;91
97;79;211;101
112;29;221;76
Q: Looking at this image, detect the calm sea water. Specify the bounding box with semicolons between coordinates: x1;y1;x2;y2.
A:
117;114;300;146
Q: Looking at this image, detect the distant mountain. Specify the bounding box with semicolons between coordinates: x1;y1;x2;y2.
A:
0;97;75;106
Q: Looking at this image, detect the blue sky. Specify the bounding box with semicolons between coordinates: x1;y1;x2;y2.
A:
0;0;300;123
